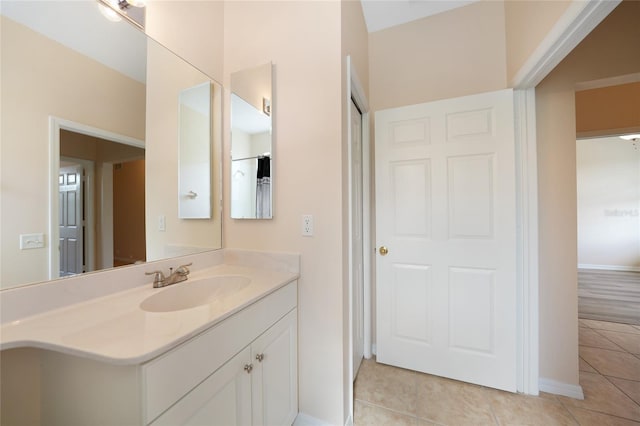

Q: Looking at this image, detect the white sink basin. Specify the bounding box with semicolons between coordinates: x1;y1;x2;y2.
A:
140;276;251;312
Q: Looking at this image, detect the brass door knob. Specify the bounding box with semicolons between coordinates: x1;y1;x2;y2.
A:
379;246;389;256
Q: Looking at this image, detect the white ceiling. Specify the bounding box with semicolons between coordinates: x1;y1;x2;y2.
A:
1;1;147;83
360;0;481;33
231;94;271;135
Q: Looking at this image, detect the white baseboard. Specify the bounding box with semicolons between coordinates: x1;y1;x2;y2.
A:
293;413;333;426
344;414;353;426
539;378;584;400
578;264;640;272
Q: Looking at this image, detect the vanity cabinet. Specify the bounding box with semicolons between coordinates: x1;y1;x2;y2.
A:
28;280;297;426
151;309;297;426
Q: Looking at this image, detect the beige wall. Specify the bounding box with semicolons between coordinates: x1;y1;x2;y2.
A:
504;0;572;84
0;349;41;425
231;63;272;113
223;1;353;423
0;16;145;289
536;0;640;385
369;0;507;112
145;40;222;260
113;160;146;265
145;1;224;83
576;81;640;137
577;137;640;269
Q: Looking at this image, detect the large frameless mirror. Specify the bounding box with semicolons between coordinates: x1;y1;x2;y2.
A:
0;1;222;290
230;62;273;219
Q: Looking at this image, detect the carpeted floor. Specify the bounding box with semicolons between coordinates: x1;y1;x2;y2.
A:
578;269;640;325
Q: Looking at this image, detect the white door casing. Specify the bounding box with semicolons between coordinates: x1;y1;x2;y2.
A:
375;89;517;391
350;98;365;380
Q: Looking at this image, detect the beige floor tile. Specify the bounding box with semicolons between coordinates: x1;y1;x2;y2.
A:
608;377;640;405
539;391;560;401
597;330;640;355
580;327;625;351
582;320;640;335
354;401;418;426
565;406;640;426
354;360;418;415
415;374;496;425
558;372;640;422
580;357;598;373
579;346;640;381
486;388;577;425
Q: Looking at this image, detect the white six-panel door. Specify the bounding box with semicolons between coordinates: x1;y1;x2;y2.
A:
375;89;517;392
59;165;83;277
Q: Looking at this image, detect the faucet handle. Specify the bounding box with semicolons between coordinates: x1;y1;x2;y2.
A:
145;270;165;285
175;262;192;276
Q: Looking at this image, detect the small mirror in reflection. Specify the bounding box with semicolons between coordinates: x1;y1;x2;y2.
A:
230;62;273;219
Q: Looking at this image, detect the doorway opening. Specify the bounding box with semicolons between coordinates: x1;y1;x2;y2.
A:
576;133;640;326
49;117;145;280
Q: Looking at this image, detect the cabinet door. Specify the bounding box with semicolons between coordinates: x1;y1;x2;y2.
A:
151;347;252;426
251;309;298;426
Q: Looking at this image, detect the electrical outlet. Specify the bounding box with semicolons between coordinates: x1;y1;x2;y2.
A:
302;214;313;236
158;215;166;231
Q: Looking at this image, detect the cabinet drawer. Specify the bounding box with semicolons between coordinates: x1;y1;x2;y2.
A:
143;281;296;423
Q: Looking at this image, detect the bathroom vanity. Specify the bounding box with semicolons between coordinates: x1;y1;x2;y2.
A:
0;250;299;426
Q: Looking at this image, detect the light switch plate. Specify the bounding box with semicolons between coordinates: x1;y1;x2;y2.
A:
20;233;45;250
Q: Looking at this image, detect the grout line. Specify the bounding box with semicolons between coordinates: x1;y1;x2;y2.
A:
602;374;640;409
483;391;502;426
354;398;419;422
586;328;627;352
557;398;581;425
554;394;634;425
578;355;599;374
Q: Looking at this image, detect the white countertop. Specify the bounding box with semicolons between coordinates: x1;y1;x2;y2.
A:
0;264;298;365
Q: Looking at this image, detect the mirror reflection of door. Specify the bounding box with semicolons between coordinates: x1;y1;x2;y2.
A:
58;165;83;277
59;129;145;274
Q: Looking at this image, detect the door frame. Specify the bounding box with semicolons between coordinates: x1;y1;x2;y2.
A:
512;0;620;397
49;117;144;280
346;56;371;424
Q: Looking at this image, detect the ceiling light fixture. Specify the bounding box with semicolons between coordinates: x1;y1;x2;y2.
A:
98;0;122;22
118;0;145;10
97;0;146;28
619;134;640;151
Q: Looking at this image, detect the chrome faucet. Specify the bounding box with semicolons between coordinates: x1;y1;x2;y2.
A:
145;263;192;288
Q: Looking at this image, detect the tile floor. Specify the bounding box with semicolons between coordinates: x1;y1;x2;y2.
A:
354;319;640;425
